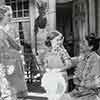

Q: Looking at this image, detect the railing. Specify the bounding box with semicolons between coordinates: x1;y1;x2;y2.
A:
23;52;42;83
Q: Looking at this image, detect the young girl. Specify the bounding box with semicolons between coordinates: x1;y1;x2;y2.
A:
41;30;72;100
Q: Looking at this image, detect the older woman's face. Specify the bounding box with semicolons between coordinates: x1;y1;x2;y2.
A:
80;39;92;53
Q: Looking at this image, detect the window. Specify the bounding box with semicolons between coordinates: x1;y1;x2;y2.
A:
5;0;29;18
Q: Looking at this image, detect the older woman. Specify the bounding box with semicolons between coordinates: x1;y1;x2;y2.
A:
70;33;100;100
0;5;27;100
41;30;72;100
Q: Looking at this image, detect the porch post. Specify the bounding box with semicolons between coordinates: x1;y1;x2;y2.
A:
0;0;5;5
88;0;96;33
29;0;36;51
48;0;56;30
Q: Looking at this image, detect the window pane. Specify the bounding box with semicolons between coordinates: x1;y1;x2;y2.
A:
6;3;10;5
23;1;29;9
18;11;22;17
19;32;24;39
19;22;23;30
5;2;10;5
11;3;16;10
11;0;16;2
13;11;16;18
24;11;29;17
17;1;22;10
5;0;10;2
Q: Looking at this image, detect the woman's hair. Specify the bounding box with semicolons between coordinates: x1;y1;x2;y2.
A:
45;30;61;47
85;33;100;51
0;5;12;21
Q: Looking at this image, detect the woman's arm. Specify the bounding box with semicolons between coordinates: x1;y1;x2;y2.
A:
81;57;100;88
71;57;80;66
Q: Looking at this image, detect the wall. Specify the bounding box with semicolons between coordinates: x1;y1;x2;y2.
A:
0;0;4;5
57;0;72;3
96;0;100;54
96;0;100;36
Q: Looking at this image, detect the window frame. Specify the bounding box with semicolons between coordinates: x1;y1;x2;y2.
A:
5;0;30;18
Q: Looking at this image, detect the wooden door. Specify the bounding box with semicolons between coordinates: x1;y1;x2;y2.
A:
73;0;88;56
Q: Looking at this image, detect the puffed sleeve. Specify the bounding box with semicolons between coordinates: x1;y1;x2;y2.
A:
91;56;100;87
43;54;48;69
60;47;72;68
83;56;100;88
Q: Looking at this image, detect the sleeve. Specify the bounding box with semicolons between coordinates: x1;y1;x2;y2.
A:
84;57;100;88
91;57;100;87
71;56;84;67
60;47;72;68
43;55;48;69
71;57;79;66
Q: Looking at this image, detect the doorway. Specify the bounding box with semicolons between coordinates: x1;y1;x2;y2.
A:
56;1;75;92
56;1;74;57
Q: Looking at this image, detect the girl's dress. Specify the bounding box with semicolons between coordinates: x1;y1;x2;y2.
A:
42;44;72;100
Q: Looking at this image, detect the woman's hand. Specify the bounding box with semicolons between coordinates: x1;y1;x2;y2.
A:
74;77;81;86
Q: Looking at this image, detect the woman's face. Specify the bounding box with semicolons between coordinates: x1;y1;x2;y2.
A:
3;11;12;25
80;39;92;53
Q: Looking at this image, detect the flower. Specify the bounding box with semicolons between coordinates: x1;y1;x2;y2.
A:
6;65;15;75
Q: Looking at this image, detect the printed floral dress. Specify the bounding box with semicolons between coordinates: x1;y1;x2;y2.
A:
72;52;100;100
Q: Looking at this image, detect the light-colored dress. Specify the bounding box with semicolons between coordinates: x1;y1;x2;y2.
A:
0;26;27;100
44;45;71;69
72;52;100;100
42;44;71;100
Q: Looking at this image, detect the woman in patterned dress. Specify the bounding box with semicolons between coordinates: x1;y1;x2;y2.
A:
0;5;27;100
70;33;100;100
41;30;72;100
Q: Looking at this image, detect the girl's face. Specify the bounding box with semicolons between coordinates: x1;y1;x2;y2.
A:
51;35;64;47
80;39;92;53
